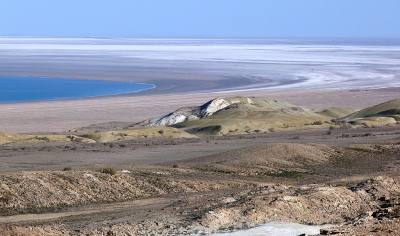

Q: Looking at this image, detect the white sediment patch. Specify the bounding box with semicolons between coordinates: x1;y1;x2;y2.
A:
212;222;323;236
0;38;399;91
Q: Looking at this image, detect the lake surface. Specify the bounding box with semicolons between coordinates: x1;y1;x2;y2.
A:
0;77;155;103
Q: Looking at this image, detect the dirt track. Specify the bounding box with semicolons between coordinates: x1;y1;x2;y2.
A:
0;197;171;224
1;125;400;172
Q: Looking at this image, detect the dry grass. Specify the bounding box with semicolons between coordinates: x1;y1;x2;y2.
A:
174;98;332;136
0;132;95;145
82;127;198;143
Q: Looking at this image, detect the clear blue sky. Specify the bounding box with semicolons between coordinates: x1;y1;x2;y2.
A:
1;0;399;38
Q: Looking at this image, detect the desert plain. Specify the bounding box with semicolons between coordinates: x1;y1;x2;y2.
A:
0;38;399;235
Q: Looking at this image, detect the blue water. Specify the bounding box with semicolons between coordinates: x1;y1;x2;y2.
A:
0;77;155;103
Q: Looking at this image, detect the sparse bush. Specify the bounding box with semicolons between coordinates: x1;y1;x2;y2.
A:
66;135;76;141
311;121;323;126
341;134;350;138
269;170;303;178
0;191;13;204
172;164;179;168
340;123;352;129
158;130;165;135
62;167;72;171
35;136;50;142
327;126;336;135
100;167;117;175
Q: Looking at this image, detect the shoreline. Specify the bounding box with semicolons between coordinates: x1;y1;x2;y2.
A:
0;79;157;105
0;74;296;105
0;38;399;133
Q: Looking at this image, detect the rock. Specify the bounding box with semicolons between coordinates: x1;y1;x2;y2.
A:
200;98;232;117
143;97;237;127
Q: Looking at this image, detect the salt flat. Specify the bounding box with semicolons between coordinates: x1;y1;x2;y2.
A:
0;38;399;133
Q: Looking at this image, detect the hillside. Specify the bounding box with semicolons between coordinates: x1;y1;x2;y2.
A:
139;97;333;135
0;132;95;145
317;107;355;118
340;99;400;127
81;127;198;143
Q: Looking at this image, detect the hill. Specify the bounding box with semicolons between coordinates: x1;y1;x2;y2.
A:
339;99;400;127
175;143;335;176
81;127;198;143
138;97;333;136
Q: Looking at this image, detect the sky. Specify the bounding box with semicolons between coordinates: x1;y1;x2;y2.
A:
0;0;399;38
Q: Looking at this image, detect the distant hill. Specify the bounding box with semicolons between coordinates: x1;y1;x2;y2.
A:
137;97;333;136
339;99;400;127
317;107;355;119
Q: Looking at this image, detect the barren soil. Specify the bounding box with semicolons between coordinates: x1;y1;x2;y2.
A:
0;125;399;235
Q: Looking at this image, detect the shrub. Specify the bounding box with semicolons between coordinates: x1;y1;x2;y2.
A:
327;126;335;135
35;136;50;142
100;167;117;175
311;121;323;125
62;167;72;171
341;134;350;138
268;128;276;132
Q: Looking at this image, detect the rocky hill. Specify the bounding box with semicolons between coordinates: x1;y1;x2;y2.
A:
138;97;332;135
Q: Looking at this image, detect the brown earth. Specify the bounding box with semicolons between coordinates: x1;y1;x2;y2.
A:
1;99;400;235
0;129;399;235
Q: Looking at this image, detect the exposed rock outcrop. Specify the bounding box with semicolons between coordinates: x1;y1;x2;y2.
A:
142;97;241;127
137;97;331;135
